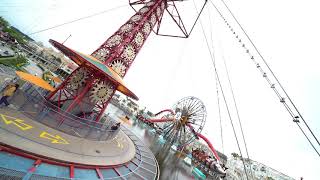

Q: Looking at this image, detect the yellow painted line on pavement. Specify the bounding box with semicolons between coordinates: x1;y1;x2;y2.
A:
115;136;124;149
39;131;69;144
0;113;70;145
0;113;33;131
117;140;124;149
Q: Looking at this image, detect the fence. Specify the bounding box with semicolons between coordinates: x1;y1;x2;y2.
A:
14;82;120;141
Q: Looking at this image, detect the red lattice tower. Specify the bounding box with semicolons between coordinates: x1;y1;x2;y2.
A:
48;0;207;122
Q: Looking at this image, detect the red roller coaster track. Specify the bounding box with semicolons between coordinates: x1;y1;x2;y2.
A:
145;109;221;161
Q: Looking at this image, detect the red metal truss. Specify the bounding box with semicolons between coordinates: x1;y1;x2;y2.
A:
47;65;115;122
92;0;166;76
157;0;208;38
48;0;166;122
49;0;208;122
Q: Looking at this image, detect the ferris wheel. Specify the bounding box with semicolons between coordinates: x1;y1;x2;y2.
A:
159;96;207;147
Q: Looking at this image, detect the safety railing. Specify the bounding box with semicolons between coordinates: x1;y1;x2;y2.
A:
15;82;120;141
0;126;160;180
0;167;26;180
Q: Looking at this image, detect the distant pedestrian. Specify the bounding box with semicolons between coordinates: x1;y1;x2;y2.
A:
107;122;121;140
0;83;19;107
111;122;121;130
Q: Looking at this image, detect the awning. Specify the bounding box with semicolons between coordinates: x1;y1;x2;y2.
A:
16;71;56;91
49;39;138;100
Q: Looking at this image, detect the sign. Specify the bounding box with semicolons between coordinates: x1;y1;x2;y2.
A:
0;114;33;131
39;131;69;144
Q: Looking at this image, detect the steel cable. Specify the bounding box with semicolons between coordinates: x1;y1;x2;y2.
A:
208;6;225;154
28;4;128;35
218;0;320;148
192;0;249;179
206;0;320;158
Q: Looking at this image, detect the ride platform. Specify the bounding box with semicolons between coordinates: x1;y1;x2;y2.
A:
0;104;159;179
0;107;135;166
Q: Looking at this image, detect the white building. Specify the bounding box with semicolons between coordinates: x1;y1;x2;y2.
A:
226;155;295;180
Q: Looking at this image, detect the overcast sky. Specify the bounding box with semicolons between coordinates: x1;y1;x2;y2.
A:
1;0;319;179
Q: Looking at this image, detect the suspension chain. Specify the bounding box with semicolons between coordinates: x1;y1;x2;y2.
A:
220;17;298;120
209;0;320;156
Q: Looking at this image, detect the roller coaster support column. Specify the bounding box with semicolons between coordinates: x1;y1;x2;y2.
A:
186;123;220;161
196;133;220;161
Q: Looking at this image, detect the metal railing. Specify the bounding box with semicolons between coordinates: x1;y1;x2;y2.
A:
0;119;159;180
15;82;120;141
0;167;26;180
120;125;159;180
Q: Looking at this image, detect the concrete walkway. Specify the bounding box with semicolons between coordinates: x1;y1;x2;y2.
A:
0;107;136;166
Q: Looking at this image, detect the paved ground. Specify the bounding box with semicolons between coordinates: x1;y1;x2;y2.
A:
0;107;136;166
129;121;196;180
